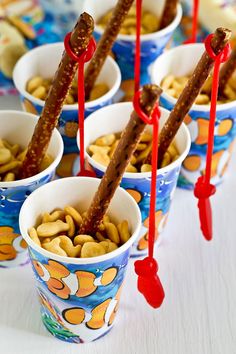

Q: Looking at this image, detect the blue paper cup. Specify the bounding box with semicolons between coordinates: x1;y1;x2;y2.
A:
79;103;191;257
86;0;182;82
0;111;63;268
150;43;236;189
19;177;141;343
13;42;121;154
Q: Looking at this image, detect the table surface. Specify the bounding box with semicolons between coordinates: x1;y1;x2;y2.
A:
0;96;236;354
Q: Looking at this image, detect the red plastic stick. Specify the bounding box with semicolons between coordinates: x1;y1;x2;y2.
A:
64;33;96;177
184;0;199;44
133;0;165;309
194;34;231;241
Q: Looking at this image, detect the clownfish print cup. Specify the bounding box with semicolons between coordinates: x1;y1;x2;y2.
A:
151;43;236;189
0;111;63;268
13;42;121;154
79;103;191;257
19;177;141;343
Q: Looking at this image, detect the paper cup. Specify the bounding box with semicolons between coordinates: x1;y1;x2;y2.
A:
85;0;182;82
79;103;191;257
13;42;121;154
151;43;236;189
19;177;141;343
0;111;63;268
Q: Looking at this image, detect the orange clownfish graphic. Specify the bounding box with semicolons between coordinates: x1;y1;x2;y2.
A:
0;226;27;262
62;285;122;330
138;211;168;251
33;259;118;300
182;141;235;184
125;189;168;252
184;115;233;145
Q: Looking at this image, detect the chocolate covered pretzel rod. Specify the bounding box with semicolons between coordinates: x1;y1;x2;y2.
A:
20;13;94;179
84;0;134;100
159;0;178;30
145;27;231;166
218;45;236;98
79;84;162;235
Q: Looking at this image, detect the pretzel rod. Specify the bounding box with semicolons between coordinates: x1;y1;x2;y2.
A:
20;13;94;179
144;28;231;166
79;84;162;235
159;0;178;30
218;45;236;98
84;0;134;100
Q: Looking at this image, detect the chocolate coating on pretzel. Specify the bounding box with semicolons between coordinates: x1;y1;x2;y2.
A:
218;45;236;98
159;0;178;30
84;0;135;99
146;28;231;167
79;84;162;235
20;13;94;179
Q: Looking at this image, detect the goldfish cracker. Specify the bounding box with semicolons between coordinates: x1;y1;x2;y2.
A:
99;240;118;253
95;134;116;147
125;163;138;173
31;86;46;100
95;232;106;242
0;148;11;165
27;76;44;93
103;215;110;223
43;238;67;257
37;220;70;237
0;160;21;174
74;235;95;246
65;215;76;238
64;94;75;105
88;145;111;155
3;172;15;181
59;236;81;257
142;12;159;33
29;227;41;247
81;242;106;258
92;152;111;166
117;220;130;244
104;222;120;244
161;152;171;168
64;205;82;226
140;132;152;142
89;83;109;101
39;154;54;171
140;164;152;173
136;143;147;151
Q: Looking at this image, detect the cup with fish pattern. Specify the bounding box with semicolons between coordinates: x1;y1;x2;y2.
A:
19;177;141;343
0;110;63;268
79;103;191;256
13;42;121;154
150;43;236;189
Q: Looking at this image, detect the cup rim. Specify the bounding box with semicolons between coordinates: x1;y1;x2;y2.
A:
94;3;182;42
13;43;121;110
79;102;191;179
19;176;142;264
0;110;64;188
150;42;236;112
